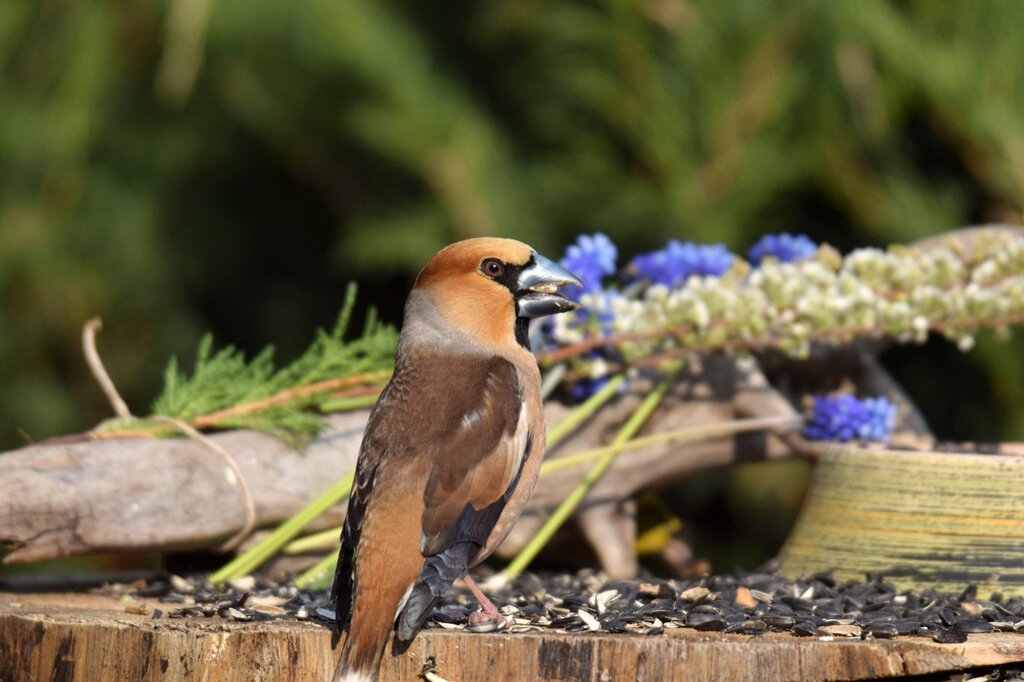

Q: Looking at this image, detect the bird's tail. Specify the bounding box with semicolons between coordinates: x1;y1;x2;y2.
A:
331;610;389;682
332;576;414;682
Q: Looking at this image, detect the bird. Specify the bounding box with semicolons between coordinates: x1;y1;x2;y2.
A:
330;238;581;682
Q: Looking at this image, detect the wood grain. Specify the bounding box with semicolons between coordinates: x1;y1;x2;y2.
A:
2;592;1024;681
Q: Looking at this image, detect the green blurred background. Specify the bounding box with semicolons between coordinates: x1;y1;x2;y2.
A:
3;0;1024;570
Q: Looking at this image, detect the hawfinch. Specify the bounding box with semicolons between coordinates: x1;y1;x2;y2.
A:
331;238;581;681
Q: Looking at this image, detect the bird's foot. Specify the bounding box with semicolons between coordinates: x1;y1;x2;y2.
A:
463;574;512;631
466;609;512;632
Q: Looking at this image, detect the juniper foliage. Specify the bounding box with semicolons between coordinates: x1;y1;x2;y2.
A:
141;285;397;446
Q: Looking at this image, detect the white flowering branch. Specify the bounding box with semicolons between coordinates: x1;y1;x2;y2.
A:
541;230;1024;378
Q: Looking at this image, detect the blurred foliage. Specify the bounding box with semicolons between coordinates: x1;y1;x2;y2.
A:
2;0;1024;457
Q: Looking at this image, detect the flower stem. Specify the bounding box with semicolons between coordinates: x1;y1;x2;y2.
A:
539;363;567;401
274;414;803;558
538;414;804;475
282;526;341;555
500;365;682;580
545;374;626;449
209;470;354;585
294;548;340;589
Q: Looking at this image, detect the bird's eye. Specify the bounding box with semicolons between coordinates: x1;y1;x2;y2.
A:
482;258;504;277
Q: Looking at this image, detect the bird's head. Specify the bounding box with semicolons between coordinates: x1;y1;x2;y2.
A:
409;238;582;351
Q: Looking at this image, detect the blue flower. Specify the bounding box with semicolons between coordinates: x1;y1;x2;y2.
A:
748;233;817;265
629;240;734;288
569;376;610;402
803;395;897;444
560;233;618;302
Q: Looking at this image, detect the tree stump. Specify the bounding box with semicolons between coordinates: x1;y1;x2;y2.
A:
3;592;1024;681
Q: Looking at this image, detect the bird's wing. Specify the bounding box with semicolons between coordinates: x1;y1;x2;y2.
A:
418;356;527;556
394;355;532;639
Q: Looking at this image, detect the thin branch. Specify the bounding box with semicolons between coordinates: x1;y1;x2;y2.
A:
88;376;391;441
83;318;132;419
191;370;392;428
150;416;258;552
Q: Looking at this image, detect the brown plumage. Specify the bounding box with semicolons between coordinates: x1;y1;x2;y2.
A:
331;238;581;681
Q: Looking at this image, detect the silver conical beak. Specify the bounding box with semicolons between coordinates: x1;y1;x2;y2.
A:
516;253;583;319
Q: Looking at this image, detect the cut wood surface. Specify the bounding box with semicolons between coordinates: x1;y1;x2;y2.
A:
2;592;1024;681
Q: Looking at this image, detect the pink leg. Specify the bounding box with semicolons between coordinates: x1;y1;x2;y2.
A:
463;575;509;627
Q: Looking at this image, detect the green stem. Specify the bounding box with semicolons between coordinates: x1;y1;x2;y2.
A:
274;414;803;558
283;526;341;555
209;470;354;585
545;374;625;449
501;365;682;580
538;414;804;475
294;548;340;589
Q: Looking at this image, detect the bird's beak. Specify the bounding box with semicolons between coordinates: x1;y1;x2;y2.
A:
516;253;583;318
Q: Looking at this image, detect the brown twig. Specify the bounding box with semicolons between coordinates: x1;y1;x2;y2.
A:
150;415;258;551
83;318;132;419
79;319;260;551
191;369;392;428
85;371;392;441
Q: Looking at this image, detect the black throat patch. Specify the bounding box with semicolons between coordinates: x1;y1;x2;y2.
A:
495;255;535;351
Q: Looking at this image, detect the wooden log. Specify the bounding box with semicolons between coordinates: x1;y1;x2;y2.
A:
1;349;926;578
3;591;1024;681
0;357;809;570
0;411;367;563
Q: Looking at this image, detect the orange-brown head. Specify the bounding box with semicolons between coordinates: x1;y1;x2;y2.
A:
407;238;581;352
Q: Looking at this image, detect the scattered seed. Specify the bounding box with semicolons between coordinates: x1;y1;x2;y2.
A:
734;587;756;609
169;575;193;594
818;624;861;637
956;619;993;634
679;586;710;602
933;629;968;644
865;624;898;639
687;613;727;631
118;567;1024;647
578;609;600;632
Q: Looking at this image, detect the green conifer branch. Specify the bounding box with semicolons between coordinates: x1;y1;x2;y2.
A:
96;284;399;447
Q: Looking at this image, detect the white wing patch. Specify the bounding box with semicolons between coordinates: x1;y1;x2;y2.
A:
502;402;530;487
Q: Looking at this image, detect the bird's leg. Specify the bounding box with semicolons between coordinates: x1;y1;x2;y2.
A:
462;575;511;628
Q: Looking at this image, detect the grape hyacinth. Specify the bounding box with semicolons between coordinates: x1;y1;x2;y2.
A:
747;232;818;265
559;233;617;301
629;240;735;288
803;395;898;444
